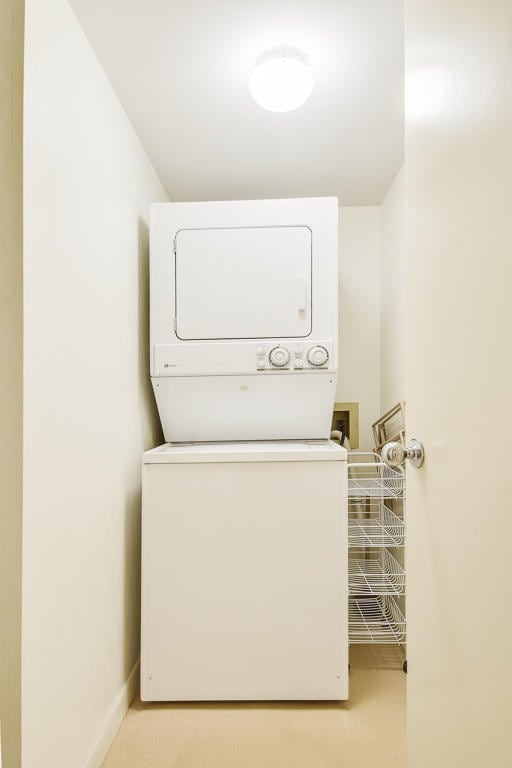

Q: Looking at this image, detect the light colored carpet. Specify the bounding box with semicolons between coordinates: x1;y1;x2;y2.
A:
101;645;406;768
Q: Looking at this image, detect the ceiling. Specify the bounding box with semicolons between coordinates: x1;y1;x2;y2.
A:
69;0;403;205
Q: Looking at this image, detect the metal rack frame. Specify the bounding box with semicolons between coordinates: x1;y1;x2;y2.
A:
347;452;406;653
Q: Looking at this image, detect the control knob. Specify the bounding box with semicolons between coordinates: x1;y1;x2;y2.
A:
307;345;329;367
269;346;290;368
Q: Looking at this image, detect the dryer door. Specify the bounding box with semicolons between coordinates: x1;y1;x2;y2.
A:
175;226;312;340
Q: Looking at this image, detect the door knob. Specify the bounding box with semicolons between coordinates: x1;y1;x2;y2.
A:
382;438;425;469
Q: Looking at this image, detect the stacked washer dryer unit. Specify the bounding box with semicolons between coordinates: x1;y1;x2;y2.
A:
142;198;348;701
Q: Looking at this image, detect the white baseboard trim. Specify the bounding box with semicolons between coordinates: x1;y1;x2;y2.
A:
81;660;139;768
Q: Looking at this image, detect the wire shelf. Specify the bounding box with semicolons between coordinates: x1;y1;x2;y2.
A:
348;501;405;547
348;452;404;499
349;596;406;644
347;451;406;650
349;548;405;595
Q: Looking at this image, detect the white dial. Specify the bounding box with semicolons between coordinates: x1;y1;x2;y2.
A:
307;345;329;367
269;346;290;368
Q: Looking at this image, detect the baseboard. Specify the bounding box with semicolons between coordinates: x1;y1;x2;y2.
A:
81;660;139;768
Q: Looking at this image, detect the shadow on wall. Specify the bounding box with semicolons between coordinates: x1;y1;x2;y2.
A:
121;217;164;677
138;215;163;450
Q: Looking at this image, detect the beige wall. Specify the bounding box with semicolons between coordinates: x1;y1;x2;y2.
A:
337;206;381;449
380;166;405;413
22;1;168;766
0;2;24;767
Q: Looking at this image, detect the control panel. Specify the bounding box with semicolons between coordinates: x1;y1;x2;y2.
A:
256;343;330;371
153;341;334;376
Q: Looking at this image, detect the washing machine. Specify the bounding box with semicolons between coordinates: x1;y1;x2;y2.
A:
142;197;348;701
141;440;348;701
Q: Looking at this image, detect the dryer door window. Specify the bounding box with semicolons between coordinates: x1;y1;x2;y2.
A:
175;226;312;340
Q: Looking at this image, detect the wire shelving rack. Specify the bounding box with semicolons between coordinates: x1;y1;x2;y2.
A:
347;452;406;653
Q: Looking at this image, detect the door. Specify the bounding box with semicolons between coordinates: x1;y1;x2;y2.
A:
405;2;512;767
175;226;312;339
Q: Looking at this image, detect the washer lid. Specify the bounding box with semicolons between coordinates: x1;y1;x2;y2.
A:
175;226;312;340
143;440;347;464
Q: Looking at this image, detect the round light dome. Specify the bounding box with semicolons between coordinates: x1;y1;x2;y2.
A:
249;53;314;113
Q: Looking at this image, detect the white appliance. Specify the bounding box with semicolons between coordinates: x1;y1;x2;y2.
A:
150;197;338;442
141;441;348;701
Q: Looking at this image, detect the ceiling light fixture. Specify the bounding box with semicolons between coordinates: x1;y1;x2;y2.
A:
249;50;314;113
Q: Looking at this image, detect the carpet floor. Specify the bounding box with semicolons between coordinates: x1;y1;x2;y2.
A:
101;645;406;768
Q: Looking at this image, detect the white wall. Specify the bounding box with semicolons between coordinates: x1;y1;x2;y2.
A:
380;166;405;412
337;207;381;450
22;1;168;766
0;2;24;766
